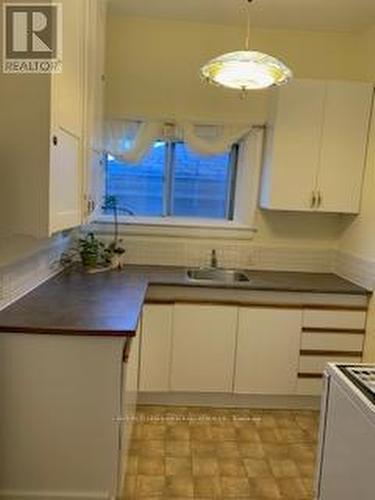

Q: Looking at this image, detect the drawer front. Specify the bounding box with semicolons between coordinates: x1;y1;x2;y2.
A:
303;309;366;330
296;378;323;396
301;332;364;352
299;354;362;373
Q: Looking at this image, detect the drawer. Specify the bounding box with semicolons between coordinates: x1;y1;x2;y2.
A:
296;377;323;396
299;354;362;373
301;332;364;352
303;309;366;330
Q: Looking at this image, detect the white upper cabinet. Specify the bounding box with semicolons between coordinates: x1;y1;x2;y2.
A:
49;0;85;234
0;0;106;237
260;79;373;214
170;305;237;393
82;0;107;222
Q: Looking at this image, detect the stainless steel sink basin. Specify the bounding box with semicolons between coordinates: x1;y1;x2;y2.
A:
186;268;250;284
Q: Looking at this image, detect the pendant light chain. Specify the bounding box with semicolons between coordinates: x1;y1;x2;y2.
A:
245;0;253;51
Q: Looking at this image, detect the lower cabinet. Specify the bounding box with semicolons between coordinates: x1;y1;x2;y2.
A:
138;300;368;399
234;308;302;395
0;333;129;499
170;304;238;392
139;304;173;392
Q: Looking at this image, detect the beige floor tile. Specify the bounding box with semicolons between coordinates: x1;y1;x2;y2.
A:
269;458;300;478
122;474;136;498
256;415;277;429
262;443;290;459
191;440;217;457
138;457;165;476
302;477;315;497
137;439;165;457
141;424;167;440
221;476;251;498
277;477;310;498
274;428;309;444
287;443;316;461
218;458;247;477
216;440;241;458
166;457;193;476
258;429;281;444
190;425;214;441
192;456;219;476
237;427;262;443
298;460;317;478
166;425;191;441
166;440;191;457
211;425;237;441
243;458;272;478
238;443;266;459
126;454;138;475
136;475;166;497
194;475;222;497
165;475;194;497
250;477;282;499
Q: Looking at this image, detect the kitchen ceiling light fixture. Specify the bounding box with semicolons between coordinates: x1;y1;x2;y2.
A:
200;0;293;92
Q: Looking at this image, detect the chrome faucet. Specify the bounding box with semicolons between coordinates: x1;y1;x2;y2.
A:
210;249;218;269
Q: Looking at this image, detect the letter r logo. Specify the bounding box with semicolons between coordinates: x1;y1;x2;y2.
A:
5;4;60;59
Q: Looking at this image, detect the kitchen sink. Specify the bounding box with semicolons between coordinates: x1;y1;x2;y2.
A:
186;268;250;284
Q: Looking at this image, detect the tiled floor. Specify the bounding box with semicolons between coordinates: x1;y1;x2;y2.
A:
122;405;320;499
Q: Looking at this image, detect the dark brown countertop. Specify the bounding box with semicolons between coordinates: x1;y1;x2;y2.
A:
0;265;369;336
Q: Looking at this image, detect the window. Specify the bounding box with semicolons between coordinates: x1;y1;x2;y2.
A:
105;141;239;220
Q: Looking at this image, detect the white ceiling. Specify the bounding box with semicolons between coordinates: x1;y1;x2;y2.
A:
109;0;375;33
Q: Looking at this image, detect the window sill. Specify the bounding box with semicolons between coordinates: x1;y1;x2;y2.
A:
93;215;257;240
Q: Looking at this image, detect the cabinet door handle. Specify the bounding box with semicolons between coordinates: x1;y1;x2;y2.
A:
52;135;58;146
311;192;317;209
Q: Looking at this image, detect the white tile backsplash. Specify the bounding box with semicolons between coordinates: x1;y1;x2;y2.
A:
0;233;71;311
99;234;336;273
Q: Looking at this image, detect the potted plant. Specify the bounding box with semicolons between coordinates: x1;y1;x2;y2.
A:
78;232;105;269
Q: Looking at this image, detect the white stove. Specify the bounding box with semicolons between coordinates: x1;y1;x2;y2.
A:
341;365;375;399
316;363;375;500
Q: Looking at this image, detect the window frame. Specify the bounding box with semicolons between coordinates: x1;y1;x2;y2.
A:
104;140;239;221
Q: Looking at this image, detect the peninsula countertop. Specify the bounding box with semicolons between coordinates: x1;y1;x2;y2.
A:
0;265;369;336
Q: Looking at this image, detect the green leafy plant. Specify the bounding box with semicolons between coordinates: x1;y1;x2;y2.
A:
78;232;105;269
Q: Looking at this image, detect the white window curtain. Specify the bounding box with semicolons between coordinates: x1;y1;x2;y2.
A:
105;119;254;163
105;120;163;164
181;122;252;156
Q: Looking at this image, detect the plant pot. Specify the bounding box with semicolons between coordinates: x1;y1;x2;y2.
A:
81;252;98;269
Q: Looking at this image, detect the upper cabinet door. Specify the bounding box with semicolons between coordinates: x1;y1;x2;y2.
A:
49;130;81;233
51;0;84;138
260;80;325;211
316;82;373;214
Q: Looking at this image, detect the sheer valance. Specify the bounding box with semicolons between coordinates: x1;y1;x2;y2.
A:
105;119;253;164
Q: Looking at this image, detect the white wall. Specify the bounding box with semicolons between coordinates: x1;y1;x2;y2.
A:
106;16;365;122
